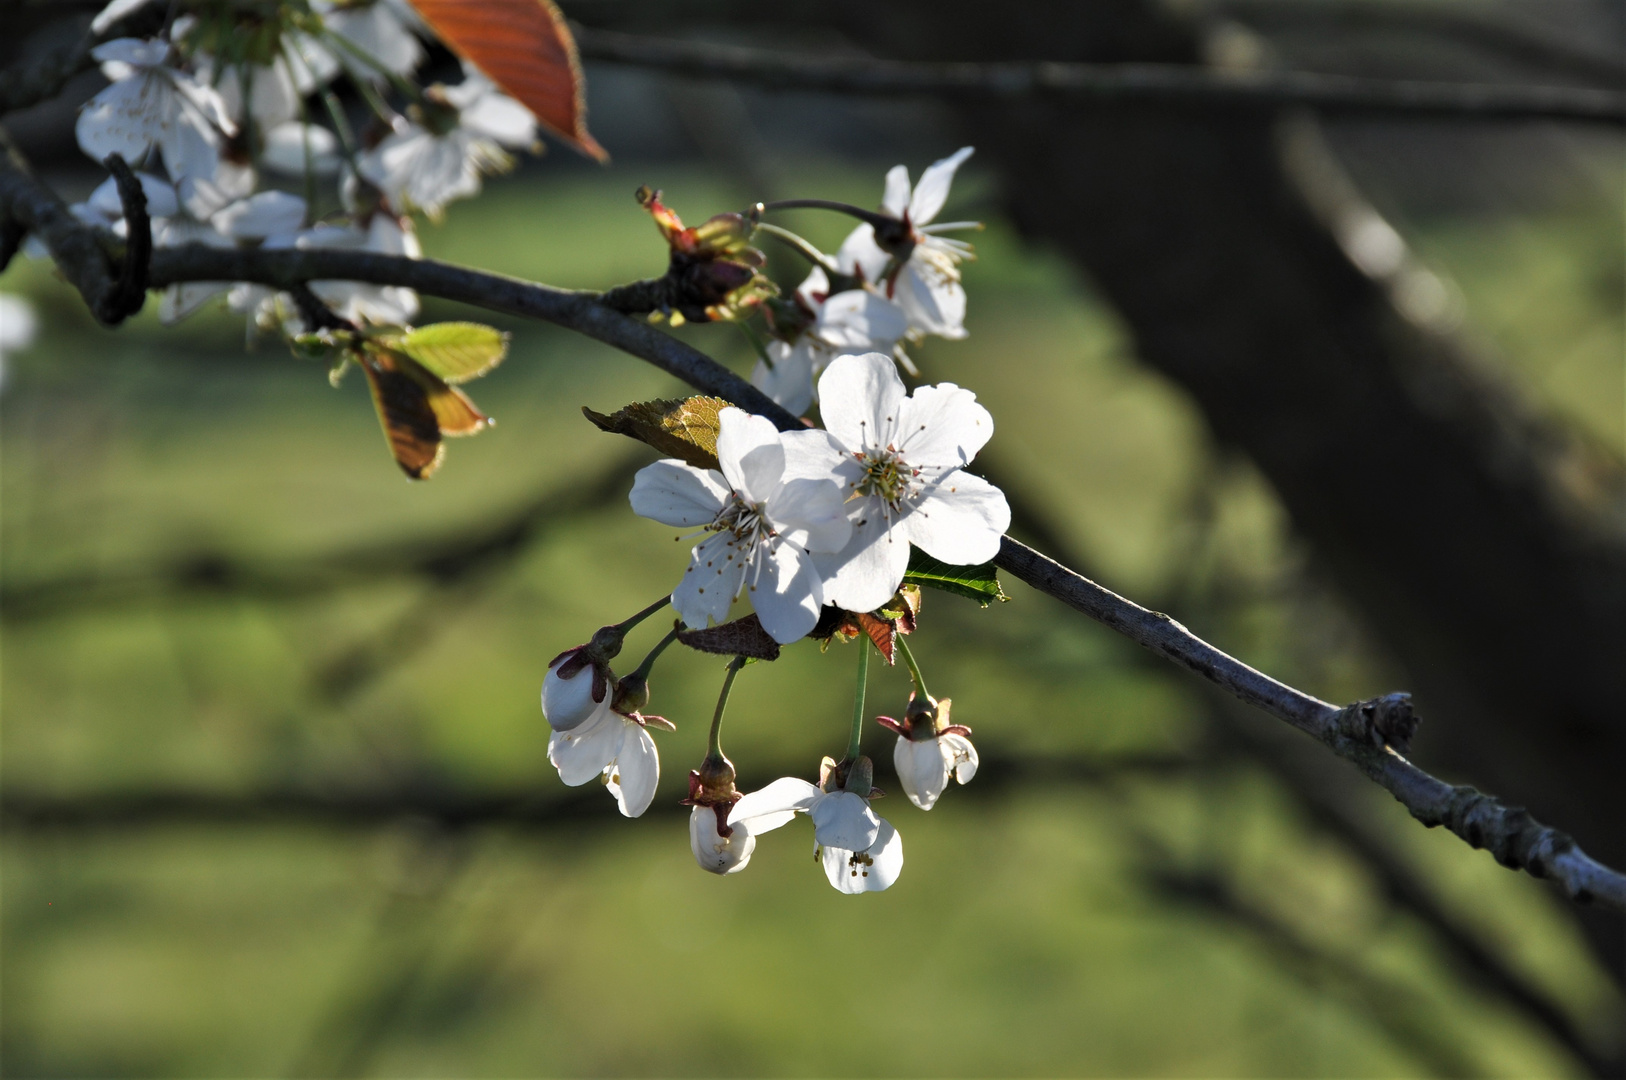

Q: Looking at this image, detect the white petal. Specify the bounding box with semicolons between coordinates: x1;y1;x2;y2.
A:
766;477;851;555
816;352;906;454
176;158;256;219
547;704;620;785
260;121;343;177
325;3;424;78
690;804;756;875
75;78;163;165
731;777;819;822
160;281;230;323
715;407;785;503
814;507;913;614
880;164;911;219
894;735;951;810
541;657;601;731
778;427;851;484
459;92;537;148
91;0;161;35
895;381;994;469
629;460;727;527
907;146;973;226
749;540;823;645
821;818;902;894
902;471;1010;567
894;262;967;339
672;531;746;630
795;265;831;308
942;732;979;785
809;790;879;851
367;213;420;258
91;38;169;67
87;171;178;220
157;107;224;186
816;290;908;352
835;224;889;285
212;190;307;240
606;724;659;818
752;340;815;417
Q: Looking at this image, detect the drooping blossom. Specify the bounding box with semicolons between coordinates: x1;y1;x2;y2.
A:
837;146;978;340
629;407;851;645
542;645;612;733
879;695;977;810
76;39;235;186
357;64;537;219
713;765;903;893
751;266;908;417
781;352;1010;615
688;775;804;876
547;686;668;819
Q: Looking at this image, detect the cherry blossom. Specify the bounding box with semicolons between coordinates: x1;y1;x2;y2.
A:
356;64;537;219
547;693;664;818
317;0;425;81
76;39;234;186
751;266;908;417
688;776;806;875
782;352;1011;614
820;817;904;893
542;646;611;733
879;697;978;810
629;407;851;645
837;146;978;340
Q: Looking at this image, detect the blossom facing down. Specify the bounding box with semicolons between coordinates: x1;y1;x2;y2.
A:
76;39;235;186
710;767;901;892
837;146;977;340
751;266;908;417
821;817;904;893
688;775;807;875
629;407;851;645
357;64;537;219
541;646;611;732
781;352;1011;614
547;695;663;818
880;696;977;810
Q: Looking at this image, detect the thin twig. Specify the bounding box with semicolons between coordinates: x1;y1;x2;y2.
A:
569;27;1626;126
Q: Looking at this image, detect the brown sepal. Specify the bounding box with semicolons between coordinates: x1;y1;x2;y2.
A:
677;614;781;660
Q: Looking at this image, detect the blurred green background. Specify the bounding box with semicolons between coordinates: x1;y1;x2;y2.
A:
2;102;1622;1080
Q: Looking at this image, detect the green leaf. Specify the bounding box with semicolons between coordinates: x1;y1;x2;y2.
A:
582;396;730;470
397;322;509;383
902;548;1008;607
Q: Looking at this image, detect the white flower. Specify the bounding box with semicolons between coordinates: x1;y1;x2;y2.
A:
751;266;909;417
317;0;425;80
629;407;852;645
688;776;806;876
782;352;1010;614
705;774;901;891
260;122;343;178
541;647;609;732
837;146;978;340
0;293;39;383
356;64;536;218
76;39;235;185
91;0;160;35
226;215;421;331
891;727;977;811
547;693;662;818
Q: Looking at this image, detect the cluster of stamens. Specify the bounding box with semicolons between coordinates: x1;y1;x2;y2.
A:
853;445;919;511
687;493;779;598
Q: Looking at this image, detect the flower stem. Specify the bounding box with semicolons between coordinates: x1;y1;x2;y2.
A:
846;638;870;762
894;633;929;700
753;222;835;270
760;198;900;233
630;625;681;682
708;655;747;762
615;595;671;635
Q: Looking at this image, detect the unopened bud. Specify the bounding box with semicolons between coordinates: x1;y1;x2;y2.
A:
612;671;650;715
588;624;626;660
541;646;610;732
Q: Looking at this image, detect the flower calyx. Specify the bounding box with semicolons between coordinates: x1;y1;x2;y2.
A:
636;186;777;323
820;753;879;800
811;585;921;663
878;691;969;742
541;623;629;731
611;670;676;732
683;754;741;837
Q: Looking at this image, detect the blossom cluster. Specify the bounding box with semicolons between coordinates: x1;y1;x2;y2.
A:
58;0;540;333
541;150;1007;895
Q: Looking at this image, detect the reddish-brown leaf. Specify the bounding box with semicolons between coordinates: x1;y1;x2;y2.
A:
409;0;607;161
361;353;444;479
677;615;781;661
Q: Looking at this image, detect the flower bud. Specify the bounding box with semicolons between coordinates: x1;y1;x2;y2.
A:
541;647;608;732
690;803;755;875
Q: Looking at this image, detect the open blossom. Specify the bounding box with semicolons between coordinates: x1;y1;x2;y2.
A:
688;776;806;875
718;772;902;893
782;352;1011;614
76;39;234;186
547;691;665;818
357;64;537;219
751;266;908;417
629;408;851;645
838;147;978;340
880;697;977;810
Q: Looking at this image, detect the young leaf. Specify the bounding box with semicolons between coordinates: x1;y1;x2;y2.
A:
582;396;729;470
360;351;444;479
408;0;608;162
398;322;509;383
903;549;1008;607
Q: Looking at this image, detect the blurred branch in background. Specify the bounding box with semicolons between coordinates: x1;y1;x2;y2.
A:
565;26;1626;125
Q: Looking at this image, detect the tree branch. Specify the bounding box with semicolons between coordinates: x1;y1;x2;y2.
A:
568;27;1626;126
17;226;1623;916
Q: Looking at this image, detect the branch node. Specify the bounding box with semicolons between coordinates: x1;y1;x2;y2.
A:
1333;692;1418;754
